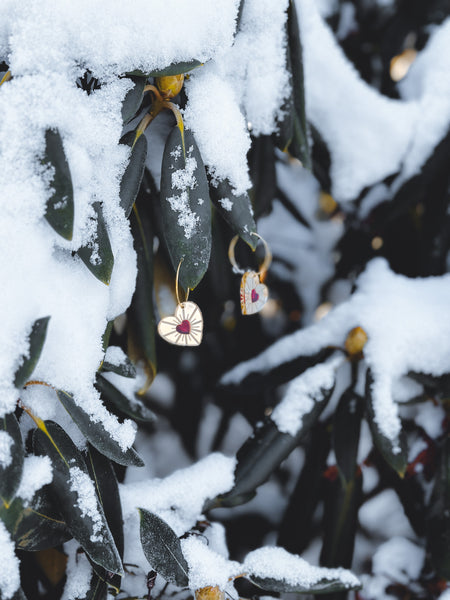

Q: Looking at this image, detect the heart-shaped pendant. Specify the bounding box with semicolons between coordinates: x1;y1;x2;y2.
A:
157;301;203;346
240;271;268;315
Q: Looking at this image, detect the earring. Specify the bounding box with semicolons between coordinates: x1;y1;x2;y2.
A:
228;232;272;315
157;260;204;346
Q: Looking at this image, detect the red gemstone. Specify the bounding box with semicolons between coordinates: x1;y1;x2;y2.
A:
176;319;191;334
251;289;259;303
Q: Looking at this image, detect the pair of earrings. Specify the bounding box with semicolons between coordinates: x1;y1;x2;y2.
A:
157;232;272;346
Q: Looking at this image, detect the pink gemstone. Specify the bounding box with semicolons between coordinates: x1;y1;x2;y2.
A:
176;320;191;334
251;289;259;303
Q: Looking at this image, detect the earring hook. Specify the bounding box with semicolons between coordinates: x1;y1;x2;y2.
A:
228;232;272;277
175;258;190;306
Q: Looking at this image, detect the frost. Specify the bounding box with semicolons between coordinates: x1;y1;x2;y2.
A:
0;521;20;600
17;455;53;504
222;258;450;450
243;547;360;590
69;466;104;543
0;430;13;468
167;146;200;239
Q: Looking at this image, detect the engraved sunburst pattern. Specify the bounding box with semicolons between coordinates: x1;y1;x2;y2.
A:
157;301;204;346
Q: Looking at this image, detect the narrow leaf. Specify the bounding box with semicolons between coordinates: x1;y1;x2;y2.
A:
138;508;189;587
213;378;335;508
209;179;257;249
101;354;137;379
33;421;123;575
137;59;202;78
77;202;114;285
128;193;157;393
122;76;146;124
426;436;450;579
96;374;156;423
14;316;50;389
365;370;407;476
249;574;359;595
119;131;148;218
159;126;212;290
0;413;24;507
55;389;144;467
43;129;74;240
333;389;363;484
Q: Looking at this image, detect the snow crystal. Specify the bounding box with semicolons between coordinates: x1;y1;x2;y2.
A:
271;356;342;435
17;455;53;504
61;539;92;600
0;520;20;600
0;431;13;468
69;466;104;543
243;547;360;589
372;537;425;585
222;258;450;450
181;536;241;590
218;198;233;212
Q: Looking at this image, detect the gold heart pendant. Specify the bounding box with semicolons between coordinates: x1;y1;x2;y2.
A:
240;271;268;315
157;301;203;346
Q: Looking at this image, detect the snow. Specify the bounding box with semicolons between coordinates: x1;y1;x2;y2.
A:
222;258;450;451
181;536;241;590
296;0;450;204
16;455;53;504
372;537;425;585
69;466;104;543
359;490;415;539
0;520;20;600
414;401;445;439
0;430;13;468
167;146;201;239
271;355;342;435
61;539;92;600
104;345;128;367
243;546;360;590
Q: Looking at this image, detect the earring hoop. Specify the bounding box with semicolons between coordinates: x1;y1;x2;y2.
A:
175;258;190;306
228;232;272;277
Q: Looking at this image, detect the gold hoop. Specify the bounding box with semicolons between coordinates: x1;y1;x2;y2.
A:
228;232;272;277
175;259;190;305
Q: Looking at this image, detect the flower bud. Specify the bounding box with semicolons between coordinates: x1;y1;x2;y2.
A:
195;586;225;600
345;326;368;357
156;74;184;99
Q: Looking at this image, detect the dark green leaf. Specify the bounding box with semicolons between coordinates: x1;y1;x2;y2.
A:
96;374;156;423
426;436;450;579
43;129;74;240
77;202;114;285
248;574;360;595
85;572;108;600
119;131;148;218
122;76;146;124
0;489;71;551
128;192;157;392
101;354;137;379
128;59;202;78
248;135;276;220
86;446;124;596
14;316;50;389
209;179;257;249
138;508;189;587
281;0;311;168
212;374;335;508
320;471;363;570
55;389;144;467
365;370;407;476
33;421;123;575
0;413;24;506
160;126;211;290
333;389;363;483
101;321;114;354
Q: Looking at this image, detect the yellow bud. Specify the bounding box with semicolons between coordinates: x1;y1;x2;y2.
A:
319;191;337;215
156;74;184;99
195;587;225;600
345;326;368;357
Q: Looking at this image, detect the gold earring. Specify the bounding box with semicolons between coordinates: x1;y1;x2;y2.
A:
228;232;272;315
157;260;203;346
